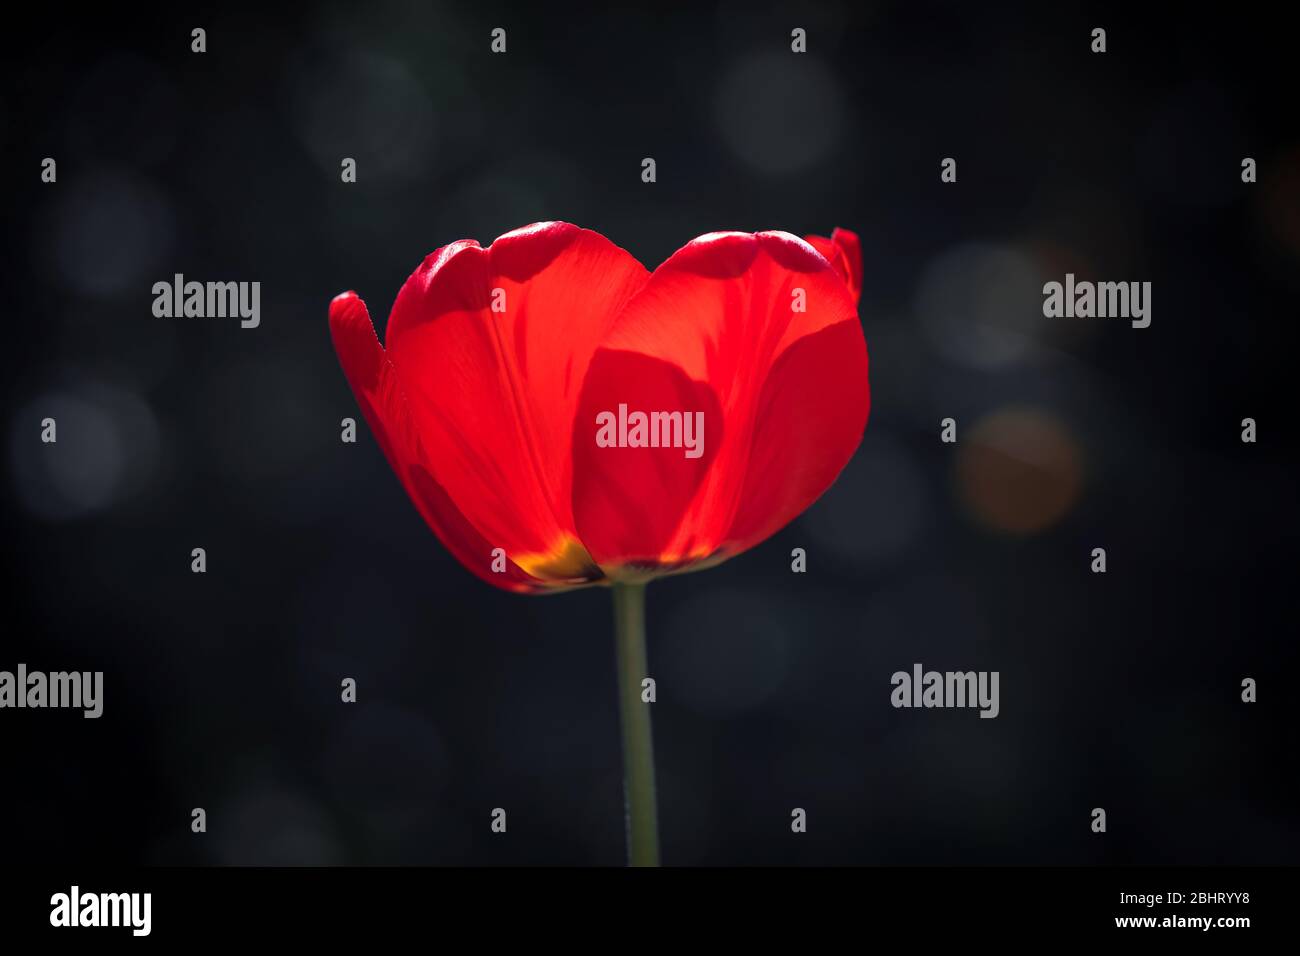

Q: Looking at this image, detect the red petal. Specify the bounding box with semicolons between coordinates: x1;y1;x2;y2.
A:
378;222;650;584
724;318;870;552
572;231;869;572
330;291;556;592
805;227;862;304
572;350;724;572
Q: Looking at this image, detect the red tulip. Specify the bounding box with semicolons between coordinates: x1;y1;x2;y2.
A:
330;221;867;866
329;222;869;594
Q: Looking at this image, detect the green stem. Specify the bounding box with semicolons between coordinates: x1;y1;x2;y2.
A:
612;581;660;867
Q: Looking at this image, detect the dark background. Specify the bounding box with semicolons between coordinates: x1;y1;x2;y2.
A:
2;2;1297;866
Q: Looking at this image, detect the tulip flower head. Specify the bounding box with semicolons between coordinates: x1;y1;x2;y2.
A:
331;221;868;866
330;222;869;593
